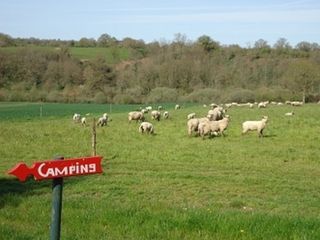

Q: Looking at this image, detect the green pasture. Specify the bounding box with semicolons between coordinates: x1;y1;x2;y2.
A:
0;102;320;239
0;46;130;63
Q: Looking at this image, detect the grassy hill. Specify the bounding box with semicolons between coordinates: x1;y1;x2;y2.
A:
0;46;131;64
1;102;320;239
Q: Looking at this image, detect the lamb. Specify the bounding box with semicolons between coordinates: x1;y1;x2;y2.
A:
73;113;81;123
128;111;145;122
139;122;154;134
198;116;230;139
97;113;109;127
163;111;169;119
175;104;181;110
187;113;196;120
242;116;268;137
151;110;161;121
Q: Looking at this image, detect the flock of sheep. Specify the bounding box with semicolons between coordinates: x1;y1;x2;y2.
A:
72;100;305;139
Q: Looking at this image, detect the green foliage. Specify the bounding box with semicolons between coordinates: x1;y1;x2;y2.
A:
184;88;222;103
224;88;256;103
0;103;320;239
147;87;178;103
1;35;320;104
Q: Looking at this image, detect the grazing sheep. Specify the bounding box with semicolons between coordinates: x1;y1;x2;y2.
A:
187;117;210;136
242;116;268;137
207;106;225;121
151;110;161;121
97;113;109;127
128;111;145;122
146;106;152;111
291;101;303;107
285;112;294;116
210;103;218;109
158;106;163;110
139;122;154;134
163;111;169;119
258;102;267;108
187;118;200;136
198;116;230;139
175;104;181;110
81;117;87;126
141;108;148;114
187;113;196;120
73;113;81;123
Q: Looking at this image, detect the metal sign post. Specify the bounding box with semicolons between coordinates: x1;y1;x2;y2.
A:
50;156;64;240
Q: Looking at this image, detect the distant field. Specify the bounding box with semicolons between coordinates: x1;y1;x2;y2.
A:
0;46;131;63
1;102;320;239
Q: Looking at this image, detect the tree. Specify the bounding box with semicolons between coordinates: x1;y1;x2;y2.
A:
97;33;117;47
295;41;312;52
273;38;291;50
282;59;320;102
197;35;220;53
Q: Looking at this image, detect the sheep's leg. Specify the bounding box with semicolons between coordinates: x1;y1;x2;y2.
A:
258;129;264;137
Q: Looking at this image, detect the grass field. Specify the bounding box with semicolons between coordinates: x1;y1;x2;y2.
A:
1;102;320;239
0;46;131;63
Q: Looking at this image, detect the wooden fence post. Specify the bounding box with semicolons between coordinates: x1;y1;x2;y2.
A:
92;118;96;156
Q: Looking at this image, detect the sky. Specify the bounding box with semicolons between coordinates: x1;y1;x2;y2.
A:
0;0;319;47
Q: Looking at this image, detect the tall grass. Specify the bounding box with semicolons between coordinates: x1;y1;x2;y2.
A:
0;102;320;239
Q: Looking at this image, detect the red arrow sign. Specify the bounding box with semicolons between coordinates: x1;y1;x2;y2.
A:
8;156;103;182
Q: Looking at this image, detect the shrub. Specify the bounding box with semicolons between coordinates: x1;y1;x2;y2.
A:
224;89;255;103
93;92;108;104
185;88;222;103
147;87;178;103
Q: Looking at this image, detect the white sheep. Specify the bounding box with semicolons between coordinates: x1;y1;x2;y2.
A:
73;113;81;123
207;106;225;121
81;117;87;126
163;111;169;119
242;116;268;137
187;113;196;120
187;118;200;136
151;110;161;121
187;117;210;136
141;108;148;114
97;113;108;127
291;101;303;106
258;102;267;108
139;122;154;134
285;112;294;116
128;111;145;122
175;104;181;110
198;116;230;139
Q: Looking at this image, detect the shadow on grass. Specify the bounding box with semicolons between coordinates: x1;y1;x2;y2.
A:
0;177;51;208
0;176;85;209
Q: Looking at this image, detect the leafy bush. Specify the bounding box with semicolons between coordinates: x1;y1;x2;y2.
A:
185;88;222;103
147;87;178;103
93;92;108;104
224;89;255;103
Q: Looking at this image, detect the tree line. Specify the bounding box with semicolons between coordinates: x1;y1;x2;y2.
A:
0;33;320;104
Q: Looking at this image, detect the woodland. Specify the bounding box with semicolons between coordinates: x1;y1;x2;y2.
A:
1;33;320;104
